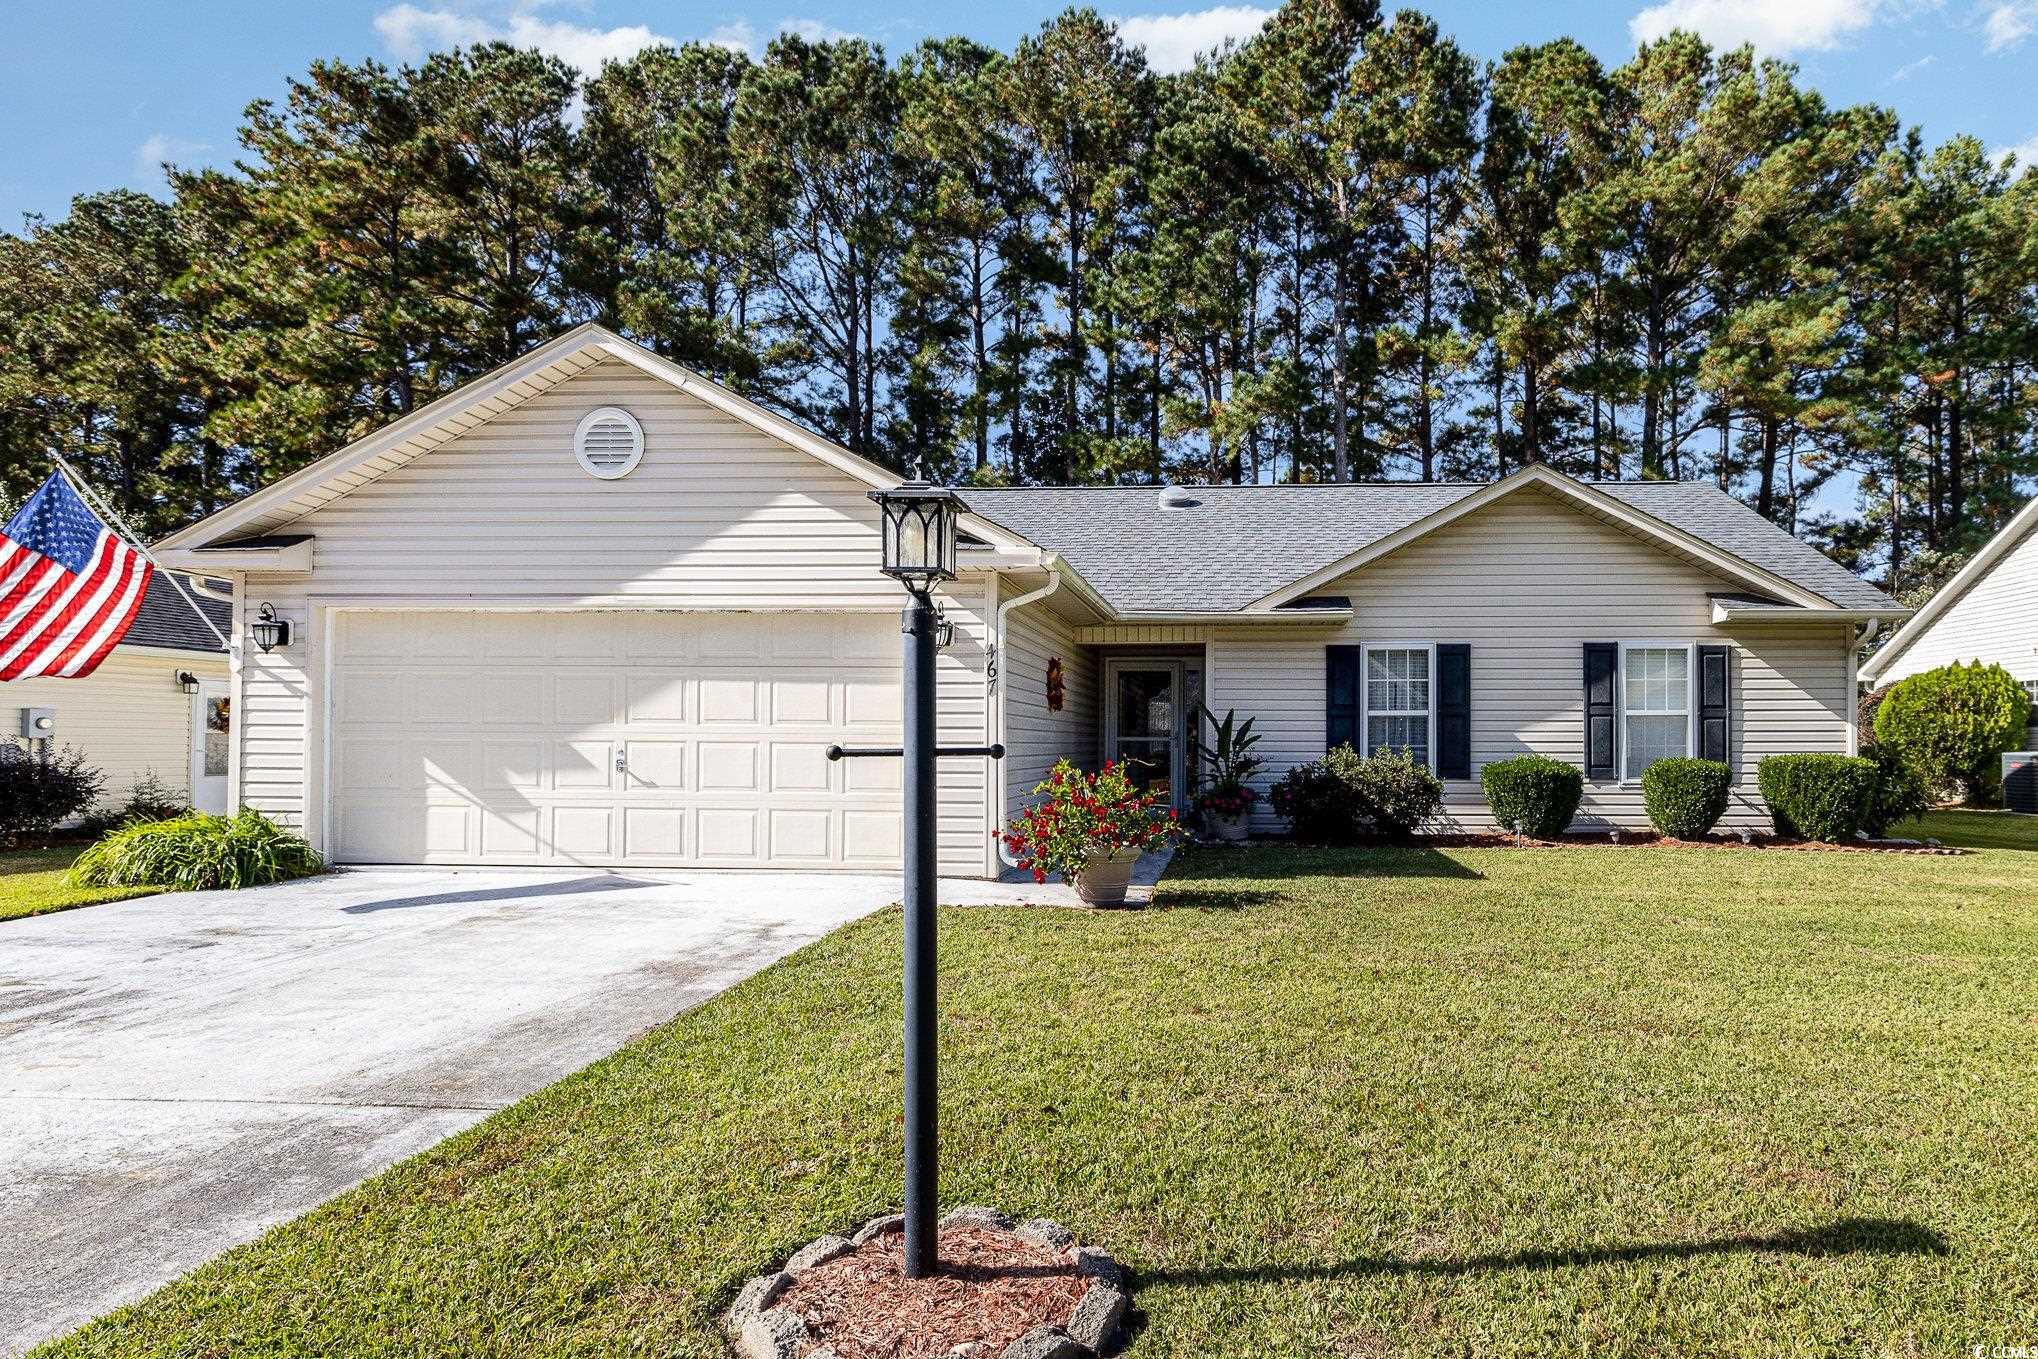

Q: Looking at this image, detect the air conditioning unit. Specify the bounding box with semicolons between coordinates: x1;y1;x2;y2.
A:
2005;751;2038;815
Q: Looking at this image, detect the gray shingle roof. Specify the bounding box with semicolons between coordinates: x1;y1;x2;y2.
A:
962;478;1897;614
122;572;232;653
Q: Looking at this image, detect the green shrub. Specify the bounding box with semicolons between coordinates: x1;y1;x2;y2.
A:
1640;758;1732;839
1479;755;1583;838
1860;742;1931;838
1756;753;1878;842
1270;744;1443;843
78;769;192;837
71;809;324;892
1871;660;2028;804
0;743;104;846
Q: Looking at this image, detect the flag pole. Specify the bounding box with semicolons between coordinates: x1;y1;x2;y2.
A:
44;454;233;653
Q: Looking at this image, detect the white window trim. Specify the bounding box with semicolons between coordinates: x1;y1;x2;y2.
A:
1360;641;1437;770
1618;640;1697;786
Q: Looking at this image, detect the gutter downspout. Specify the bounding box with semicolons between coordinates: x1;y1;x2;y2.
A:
1849;619;1882;756
991;559;1063;868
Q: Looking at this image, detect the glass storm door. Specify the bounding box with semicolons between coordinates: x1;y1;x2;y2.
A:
190;681;230;815
1105;660;1185;810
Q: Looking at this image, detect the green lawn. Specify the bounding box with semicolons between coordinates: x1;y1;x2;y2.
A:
0;845;160;922
36;839;2038;1358
1913;806;2038;852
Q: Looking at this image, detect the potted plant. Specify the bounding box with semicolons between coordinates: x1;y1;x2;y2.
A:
1193;705;1264;843
1002;759;1183;906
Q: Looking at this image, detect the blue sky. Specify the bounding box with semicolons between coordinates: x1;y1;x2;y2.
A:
3;0;2033;226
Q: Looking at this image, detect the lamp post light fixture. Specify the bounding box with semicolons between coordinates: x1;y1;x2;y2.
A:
250;603;292;653
830;480;1001;1281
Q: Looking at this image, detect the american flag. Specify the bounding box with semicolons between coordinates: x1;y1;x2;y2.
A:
0;471;154;681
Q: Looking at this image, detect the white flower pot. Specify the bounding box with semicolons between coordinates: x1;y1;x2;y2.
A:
1206;809;1251;842
1074;845;1143;906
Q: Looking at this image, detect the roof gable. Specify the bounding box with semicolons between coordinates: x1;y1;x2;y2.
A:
1859;493;2038;680
158;325;1034;557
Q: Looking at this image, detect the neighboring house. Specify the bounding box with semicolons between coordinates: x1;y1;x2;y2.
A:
3;572;234;815
1858;495;2038;747
153;325;1907;875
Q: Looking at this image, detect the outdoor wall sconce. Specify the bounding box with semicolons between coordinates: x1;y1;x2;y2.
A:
175;670;200;695
932;604;956;650
250;602;292;652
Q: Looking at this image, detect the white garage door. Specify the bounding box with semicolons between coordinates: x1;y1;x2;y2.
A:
328;610;903;868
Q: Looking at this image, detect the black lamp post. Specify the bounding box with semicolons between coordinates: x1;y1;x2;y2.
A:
829;481;1001;1280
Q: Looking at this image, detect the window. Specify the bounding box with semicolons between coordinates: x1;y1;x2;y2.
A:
1622;643;1692;781
1364;645;1432;768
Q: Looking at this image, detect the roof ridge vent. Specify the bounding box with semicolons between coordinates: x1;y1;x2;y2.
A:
1158;483;1202;510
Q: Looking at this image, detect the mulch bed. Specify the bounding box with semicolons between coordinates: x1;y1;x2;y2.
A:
779;1225;1087;1358
1240;831;1966;856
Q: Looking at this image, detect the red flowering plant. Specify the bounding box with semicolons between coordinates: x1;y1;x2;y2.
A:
1002;758;1183;884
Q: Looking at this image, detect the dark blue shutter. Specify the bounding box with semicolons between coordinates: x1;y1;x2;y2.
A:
1327;645;1360;752
1698;644;1731;770
1436;644;1472;779
1583;642;1618;781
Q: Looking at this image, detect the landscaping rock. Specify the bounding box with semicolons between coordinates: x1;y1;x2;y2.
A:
727;1271;790;1328
946;1345;995;1358
941;1205;1015;1232
1016;1218;1075;1250
850;1212;905;1246
785;1233;852;1274
1066;1281;1128;1351
1072;1246;1122;1287
1000;1324;1081;1359
737;1306;808;1359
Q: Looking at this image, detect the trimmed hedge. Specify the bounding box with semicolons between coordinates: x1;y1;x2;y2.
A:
1479;755;1582;838
1871;660;2028;804
1640;758;1732;839
1756;753;1878;843
1269;745;1443;843
70;809;324;892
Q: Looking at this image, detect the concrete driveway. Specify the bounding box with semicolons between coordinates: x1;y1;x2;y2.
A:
0;864;1056;1356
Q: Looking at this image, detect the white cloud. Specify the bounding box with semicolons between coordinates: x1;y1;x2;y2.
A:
1983;1;2037;50
1628;0;1880;54
133;133;209;189
1888;52;1935;80
372;3;672;71
1992;133;2038;168
1113;5;1276;74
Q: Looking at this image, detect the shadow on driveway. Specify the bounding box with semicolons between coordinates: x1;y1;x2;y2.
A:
340;875;663;915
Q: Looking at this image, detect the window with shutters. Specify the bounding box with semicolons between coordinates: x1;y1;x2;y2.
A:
1363;645;1433;768
1621;642;1694;781
574;406;645;479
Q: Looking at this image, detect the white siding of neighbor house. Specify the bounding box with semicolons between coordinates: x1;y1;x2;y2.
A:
1204;487;1855;832
1000;585;1100;830
224;358;995;875
1869;517;2038;688
4;647;228;810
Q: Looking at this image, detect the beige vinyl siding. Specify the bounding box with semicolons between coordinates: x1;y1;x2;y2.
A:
1869;519;2038;687
227;358;994;875
1205;487;1854;831
1000;586;1100;825
4;647;226;810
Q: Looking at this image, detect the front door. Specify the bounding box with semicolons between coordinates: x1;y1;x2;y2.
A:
1104;659;1186;811
190;681;231;815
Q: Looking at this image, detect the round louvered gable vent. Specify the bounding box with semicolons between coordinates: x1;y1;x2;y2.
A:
574;407;644;479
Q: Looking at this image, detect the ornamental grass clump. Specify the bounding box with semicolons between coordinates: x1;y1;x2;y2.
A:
1479;754;1583;839
71;809;324;892
1640;757;1732;839
1002;759;1182;884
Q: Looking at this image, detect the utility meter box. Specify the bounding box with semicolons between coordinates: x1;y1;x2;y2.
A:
17;708;56;739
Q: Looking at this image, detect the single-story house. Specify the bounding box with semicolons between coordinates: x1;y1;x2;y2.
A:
4;571;234;815
1858;495;2038;747
153;324;1908;875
